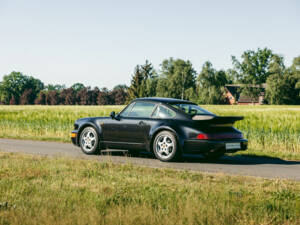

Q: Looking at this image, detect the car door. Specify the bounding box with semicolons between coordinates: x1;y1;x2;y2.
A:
101;102;135;143
102;101;157;149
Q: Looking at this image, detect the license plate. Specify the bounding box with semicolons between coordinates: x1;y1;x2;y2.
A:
226;143;241;150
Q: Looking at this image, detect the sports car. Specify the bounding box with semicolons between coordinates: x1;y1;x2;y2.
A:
71;97;248;162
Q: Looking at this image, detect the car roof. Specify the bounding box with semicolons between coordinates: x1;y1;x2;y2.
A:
133;97;195;105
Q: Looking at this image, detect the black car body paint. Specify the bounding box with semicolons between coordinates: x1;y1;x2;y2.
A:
71;97;248;156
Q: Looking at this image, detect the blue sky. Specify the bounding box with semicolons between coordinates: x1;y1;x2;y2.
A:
0;0;299;89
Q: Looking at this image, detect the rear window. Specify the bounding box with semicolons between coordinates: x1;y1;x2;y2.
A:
171;103;214;116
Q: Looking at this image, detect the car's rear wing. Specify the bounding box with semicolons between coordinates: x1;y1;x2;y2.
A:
192;115;244;126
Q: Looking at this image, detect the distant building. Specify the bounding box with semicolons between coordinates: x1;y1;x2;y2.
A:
225;84;266;105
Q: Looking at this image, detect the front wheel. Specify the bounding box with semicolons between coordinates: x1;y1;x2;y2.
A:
153;131;180;162
79;127;99;155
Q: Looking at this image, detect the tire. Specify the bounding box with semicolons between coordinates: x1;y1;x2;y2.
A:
153;131;180;162
203;152;224;160
79;127;99;155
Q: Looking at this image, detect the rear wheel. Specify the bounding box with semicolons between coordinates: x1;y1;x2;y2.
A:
153;131;180;162
79;127;99;155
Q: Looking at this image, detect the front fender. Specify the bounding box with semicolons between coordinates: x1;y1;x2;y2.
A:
77;122;104;148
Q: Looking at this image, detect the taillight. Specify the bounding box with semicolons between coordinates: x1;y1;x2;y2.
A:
196;134;209;139
196;133;243;140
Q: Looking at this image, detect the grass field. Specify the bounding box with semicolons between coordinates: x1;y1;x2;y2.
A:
0;105;299;160
0;152;299;225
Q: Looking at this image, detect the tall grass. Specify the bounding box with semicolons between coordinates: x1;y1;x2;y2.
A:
0;105;120;141
0;105;299;159
205;105;300;159
0;152;299;225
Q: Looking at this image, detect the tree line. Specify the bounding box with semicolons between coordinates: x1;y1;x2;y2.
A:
0;74;128;105
127;48;300;105
0;47;299;105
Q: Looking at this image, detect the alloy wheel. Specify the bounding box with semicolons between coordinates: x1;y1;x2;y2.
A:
80;128;97;153
155;134;175;160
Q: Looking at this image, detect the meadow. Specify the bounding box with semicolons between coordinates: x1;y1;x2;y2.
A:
0;105;299;160
0;152;299;225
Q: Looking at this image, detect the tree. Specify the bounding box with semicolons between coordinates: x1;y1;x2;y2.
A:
127;65;144;101
231;48;273;101
112;84;128;105
45;84;66;91
127;60;156;101
140;60;157;97
77;87;94;105
97;88;112;105
225;69;238;84
113;84;128;91
197;62;227;88
35;91;46;105
46;90;60;105
285;56;300;104
59;89;67;105
111;88;128;105
9;96;17;105
20;89;35;105
266;55;300;105
0;71;44;104
291;56;300;99
92;87;100;105
231;47;274;84
265;55;286;104
60;88;76;105
195;61;227;104
71;83;85;92
156;58;196;99
65;88;76;105
145;77;158;97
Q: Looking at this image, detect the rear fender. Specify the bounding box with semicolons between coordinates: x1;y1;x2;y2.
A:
149;126;184;152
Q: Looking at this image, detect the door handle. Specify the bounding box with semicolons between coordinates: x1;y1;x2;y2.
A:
139;121;146;126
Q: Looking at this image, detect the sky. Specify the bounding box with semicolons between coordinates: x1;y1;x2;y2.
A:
0;0;299;89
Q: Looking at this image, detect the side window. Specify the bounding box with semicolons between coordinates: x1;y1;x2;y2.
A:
152;105;176;118
128;102;156;118
120;103;135;117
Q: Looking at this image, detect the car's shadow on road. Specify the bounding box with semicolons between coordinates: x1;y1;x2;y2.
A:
181;154;300;165
100;151;300;165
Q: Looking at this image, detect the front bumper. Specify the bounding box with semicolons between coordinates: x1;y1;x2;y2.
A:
183;139;248;154
71;131;79;146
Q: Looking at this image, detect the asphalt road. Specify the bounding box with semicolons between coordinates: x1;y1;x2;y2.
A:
0;138;299;180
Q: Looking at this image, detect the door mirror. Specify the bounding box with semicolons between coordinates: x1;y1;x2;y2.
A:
110;111;116;119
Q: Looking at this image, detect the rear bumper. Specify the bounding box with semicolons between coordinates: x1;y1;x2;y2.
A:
183;139;248;154
71;131;79;146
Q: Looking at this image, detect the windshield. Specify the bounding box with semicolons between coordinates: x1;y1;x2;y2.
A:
171;103;214;116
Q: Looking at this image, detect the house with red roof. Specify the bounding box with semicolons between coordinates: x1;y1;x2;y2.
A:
225;84;266;105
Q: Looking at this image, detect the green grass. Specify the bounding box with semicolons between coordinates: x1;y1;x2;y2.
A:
205;105;300;160
0;105;299;160
0;152;299;225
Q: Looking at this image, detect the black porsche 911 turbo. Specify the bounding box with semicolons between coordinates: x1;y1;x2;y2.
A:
71;97;248;162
